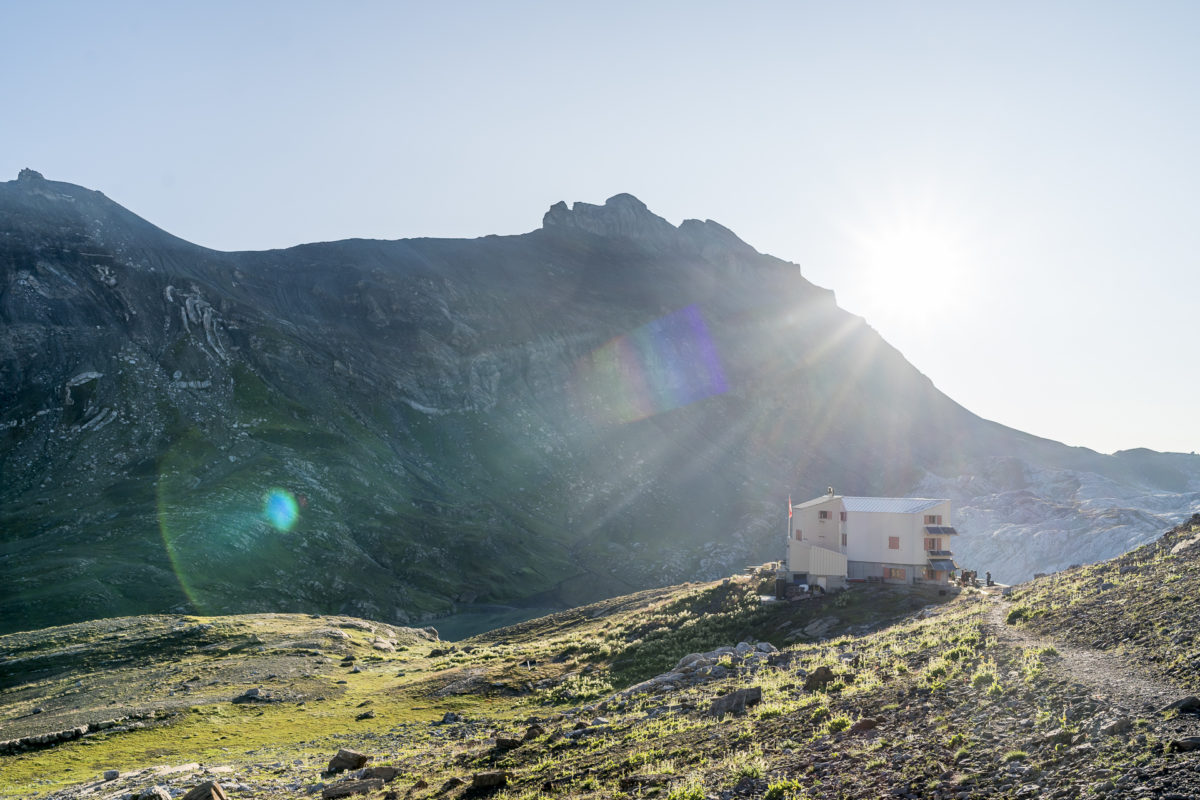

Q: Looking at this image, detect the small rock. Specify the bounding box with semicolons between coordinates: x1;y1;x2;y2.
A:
1041;728;1075;746
355;710;376;721
103;770;120;781
137;788;172;800
439;777;466;792
523;724;545;740
232;688;275;704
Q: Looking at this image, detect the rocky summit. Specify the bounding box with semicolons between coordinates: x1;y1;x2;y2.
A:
2;171;1199;633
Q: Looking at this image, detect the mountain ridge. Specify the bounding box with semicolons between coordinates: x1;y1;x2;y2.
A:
2;171;1197;635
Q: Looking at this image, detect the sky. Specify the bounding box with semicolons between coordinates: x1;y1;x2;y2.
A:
3;1;1199;456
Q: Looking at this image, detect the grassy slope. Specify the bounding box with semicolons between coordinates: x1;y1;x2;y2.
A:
1005;512;1200;690
4;542;1200;799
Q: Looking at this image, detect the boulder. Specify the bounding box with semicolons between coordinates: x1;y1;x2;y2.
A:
1170;737;1200;752
137;788;172;800
328;748;371;774
103;770;120;781
523;724;545;740
849;717;879;734
1099;717;1131;736
804;665;837;691
1162;696;1200;713
493;736;522;752
471;771;510;791
355;710;376;721
232;687;277;704
361;766;400;781
675;653;707;670
181;782;229;800
707;687;762;717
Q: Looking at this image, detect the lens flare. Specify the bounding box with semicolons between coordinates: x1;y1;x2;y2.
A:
264;489;300;531
571;305;728;426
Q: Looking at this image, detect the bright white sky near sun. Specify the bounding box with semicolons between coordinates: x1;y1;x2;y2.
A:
3;1;1198;456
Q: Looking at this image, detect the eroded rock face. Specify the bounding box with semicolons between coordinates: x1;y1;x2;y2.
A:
542;194;678;245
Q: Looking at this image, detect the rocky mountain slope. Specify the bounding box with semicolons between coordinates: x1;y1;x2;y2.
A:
3;168;1199;633
8;524;1200;800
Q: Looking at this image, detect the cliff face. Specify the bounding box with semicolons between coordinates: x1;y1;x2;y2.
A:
2;174;1198;633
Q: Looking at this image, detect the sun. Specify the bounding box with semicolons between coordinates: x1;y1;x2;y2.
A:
843;205;974;332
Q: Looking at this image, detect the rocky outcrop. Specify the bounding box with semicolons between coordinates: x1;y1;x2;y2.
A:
0;713;165;754
612;641;779;700
542;193;677;245
321;779;383;799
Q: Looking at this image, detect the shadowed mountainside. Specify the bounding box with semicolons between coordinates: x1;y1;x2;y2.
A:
2;169;1198;634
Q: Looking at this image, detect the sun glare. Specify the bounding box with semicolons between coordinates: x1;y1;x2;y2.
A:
843;205;974;332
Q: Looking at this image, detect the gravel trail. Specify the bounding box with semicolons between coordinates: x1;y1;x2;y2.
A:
984;595;1200;741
